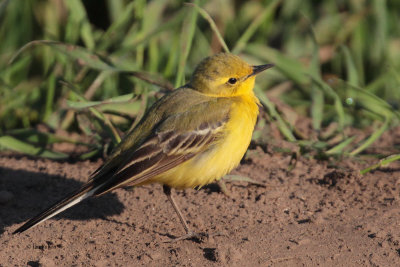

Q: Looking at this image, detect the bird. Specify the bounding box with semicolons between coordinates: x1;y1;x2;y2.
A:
13;53;273;241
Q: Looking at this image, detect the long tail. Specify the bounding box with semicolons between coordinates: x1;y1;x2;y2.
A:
13;181;104;234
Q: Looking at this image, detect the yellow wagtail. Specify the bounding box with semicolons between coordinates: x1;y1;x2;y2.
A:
13;53;273;240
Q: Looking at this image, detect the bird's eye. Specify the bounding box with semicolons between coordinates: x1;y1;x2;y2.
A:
228;78;237;84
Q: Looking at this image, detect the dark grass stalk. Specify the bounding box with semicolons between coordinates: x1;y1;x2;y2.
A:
187;3;230;53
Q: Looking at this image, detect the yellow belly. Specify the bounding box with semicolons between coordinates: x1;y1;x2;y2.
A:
150;94;259;189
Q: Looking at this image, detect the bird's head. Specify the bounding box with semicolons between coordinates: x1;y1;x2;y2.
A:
189;53;273;97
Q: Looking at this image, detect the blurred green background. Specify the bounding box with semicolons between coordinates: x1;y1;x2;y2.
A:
0;0;399;167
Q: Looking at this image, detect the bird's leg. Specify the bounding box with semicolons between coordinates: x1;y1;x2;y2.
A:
162;185;206;242
162;185;190;232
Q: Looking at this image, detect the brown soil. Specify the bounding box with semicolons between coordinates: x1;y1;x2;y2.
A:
1;129;400;266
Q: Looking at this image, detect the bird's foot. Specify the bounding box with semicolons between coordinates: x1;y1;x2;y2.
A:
164;231;225;243
164;231;207;243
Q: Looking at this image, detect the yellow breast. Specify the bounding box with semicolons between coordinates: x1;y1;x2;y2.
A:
152;94;259;189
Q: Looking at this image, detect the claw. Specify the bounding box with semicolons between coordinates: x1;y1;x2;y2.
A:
164;231;208;243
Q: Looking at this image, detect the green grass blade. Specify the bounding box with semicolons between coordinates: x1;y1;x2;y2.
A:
106;0;125;23
326;136;356;155
254;86;296;142
232;0;280;54
5;128;85;145
61;81;121;144
98;2;136;50
79;148;101;160
175;0;200;87
187;3;230;53
97;101;142;117
308;26;324;131
0;135;68;159
9;41;118;71
125;71;174;90
350;118;390;156
311;84;324;131
309;74;345;131
345;82;400;119
0;0;10;19
64;0;95;49
341;45;359;86
120;9;185;51
360;154;400;174
67;93;135;109
246;44;309;87
44;73;56;121
370;0;387;64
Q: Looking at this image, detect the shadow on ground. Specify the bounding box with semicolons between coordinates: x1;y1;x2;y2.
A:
0;166;124;234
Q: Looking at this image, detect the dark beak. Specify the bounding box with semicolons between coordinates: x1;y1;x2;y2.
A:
251;64;274;76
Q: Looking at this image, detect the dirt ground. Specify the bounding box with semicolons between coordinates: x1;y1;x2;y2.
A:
1;127;400;266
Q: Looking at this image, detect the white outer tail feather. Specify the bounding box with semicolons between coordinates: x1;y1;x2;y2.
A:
24;184;102;231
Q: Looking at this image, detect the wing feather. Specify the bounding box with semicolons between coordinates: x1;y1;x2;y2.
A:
93;117;227;195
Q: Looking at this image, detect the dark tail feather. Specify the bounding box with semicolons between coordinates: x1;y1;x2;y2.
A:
13;181;103;234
